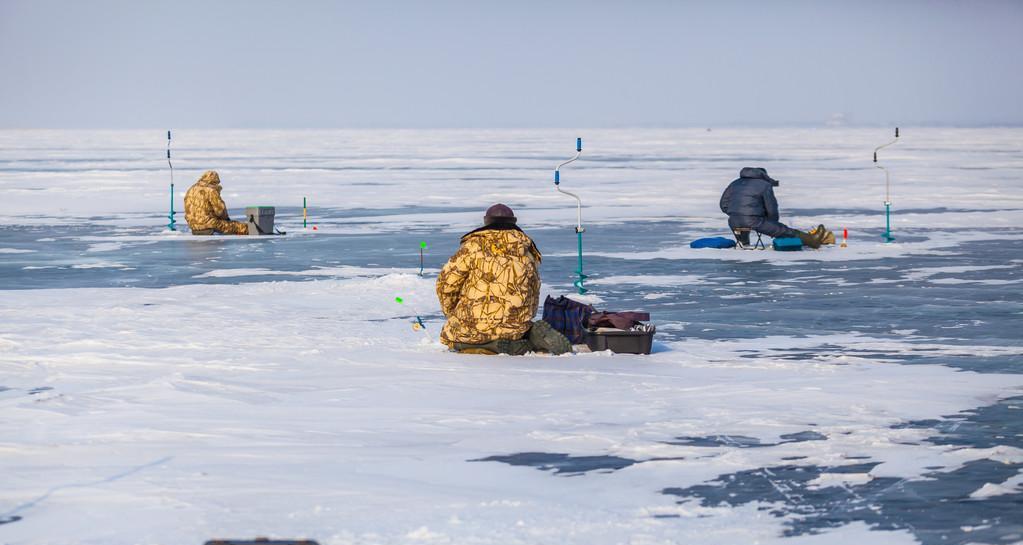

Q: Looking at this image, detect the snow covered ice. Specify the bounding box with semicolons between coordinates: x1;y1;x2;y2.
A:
1;129;1022;544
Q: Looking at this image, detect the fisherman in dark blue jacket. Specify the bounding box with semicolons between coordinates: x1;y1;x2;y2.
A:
720;167;827;248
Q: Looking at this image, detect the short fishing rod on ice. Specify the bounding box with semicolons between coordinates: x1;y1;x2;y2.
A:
873;127;899;243
554;138;587;294
395;296;429;336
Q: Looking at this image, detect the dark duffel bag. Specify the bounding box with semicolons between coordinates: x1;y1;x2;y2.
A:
542;295;595;344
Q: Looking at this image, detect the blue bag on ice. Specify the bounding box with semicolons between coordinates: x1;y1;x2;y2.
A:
772;237;803;251
690;237;737;249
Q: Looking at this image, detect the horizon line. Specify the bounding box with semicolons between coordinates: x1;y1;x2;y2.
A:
1;124;1022;131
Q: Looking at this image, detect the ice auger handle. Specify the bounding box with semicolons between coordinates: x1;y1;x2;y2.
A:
166;129;176;231
873;127;900;242
553;138;587;294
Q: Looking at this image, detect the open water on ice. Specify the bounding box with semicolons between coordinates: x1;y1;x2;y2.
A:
0;129;1021;544
1;208;1019;354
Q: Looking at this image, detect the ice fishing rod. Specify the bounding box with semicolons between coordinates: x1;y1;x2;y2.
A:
167;130;176;231
554;137;586;294
395;296;428;332
873;127;899;243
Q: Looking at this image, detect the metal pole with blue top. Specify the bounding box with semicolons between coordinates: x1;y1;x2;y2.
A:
555;138;587;294
873;127;899;243
167;130;176;231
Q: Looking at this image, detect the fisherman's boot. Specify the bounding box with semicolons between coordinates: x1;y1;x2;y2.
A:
822;225;836;245
809;224;836;245
795;230;824;249
527;320;572;355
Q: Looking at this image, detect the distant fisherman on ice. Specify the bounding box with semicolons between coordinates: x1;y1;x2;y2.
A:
183;170;249;235
719;167;832;248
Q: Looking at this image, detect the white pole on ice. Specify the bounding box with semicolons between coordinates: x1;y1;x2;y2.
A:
873;127;899;242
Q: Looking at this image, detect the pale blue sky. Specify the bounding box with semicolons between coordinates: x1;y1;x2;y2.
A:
1;0;1020;128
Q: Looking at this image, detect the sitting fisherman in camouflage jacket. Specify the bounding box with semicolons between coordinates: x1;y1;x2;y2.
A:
183;170;249;235
436;204;571;355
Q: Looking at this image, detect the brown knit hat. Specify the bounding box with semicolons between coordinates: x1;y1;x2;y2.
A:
484;203;517;226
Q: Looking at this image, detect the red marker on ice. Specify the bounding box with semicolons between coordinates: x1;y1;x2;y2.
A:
841;228;848;248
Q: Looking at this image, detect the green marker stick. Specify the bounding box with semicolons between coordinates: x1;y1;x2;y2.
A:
419;241;427;276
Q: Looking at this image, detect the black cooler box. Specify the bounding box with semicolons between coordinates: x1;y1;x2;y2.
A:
584;324;655;355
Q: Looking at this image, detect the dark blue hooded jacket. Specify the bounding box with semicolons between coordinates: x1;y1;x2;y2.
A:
719;167;781;224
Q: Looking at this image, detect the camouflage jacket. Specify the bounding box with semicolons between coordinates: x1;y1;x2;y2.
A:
436;225;542;347
183;171;248;235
